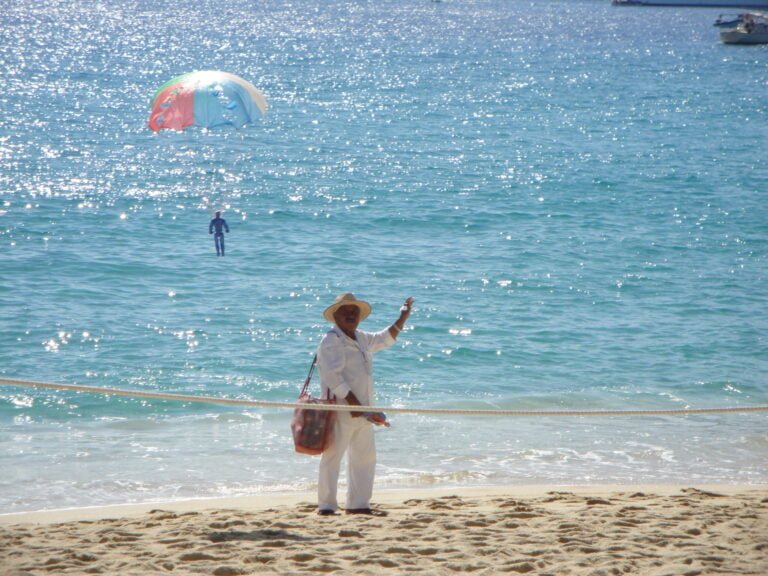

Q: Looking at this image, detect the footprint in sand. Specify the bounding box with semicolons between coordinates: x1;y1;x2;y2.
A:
385;546;414;555
464;519;492;527
502;561;536;573
178;552;219;562
243;554;275;564
208;520;247;529
260;539;289;548
148;510;178;520
72;553;97;563
157;537;191;546
288;552;316;563
308;561;344;572
98;530;142;543
504;511;539;519
353;557;399;568
441;522;468;531
212;566;247;576
497;499;524;508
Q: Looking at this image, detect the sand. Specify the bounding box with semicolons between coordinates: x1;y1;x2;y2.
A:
0;485;766;575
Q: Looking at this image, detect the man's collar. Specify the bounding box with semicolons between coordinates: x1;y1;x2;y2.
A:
332;325;357;340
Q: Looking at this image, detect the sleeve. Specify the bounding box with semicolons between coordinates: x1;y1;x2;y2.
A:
317;332;352;399
224;220;230;232
361;328;396;354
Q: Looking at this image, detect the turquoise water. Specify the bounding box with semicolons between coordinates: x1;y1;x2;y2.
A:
1;0;767;513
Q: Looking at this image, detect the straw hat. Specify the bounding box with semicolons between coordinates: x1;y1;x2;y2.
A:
323;292;371;323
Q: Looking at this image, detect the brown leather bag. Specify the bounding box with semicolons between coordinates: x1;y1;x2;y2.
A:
291;355;336;455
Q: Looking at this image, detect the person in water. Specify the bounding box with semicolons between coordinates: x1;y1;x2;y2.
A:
209;211;229;256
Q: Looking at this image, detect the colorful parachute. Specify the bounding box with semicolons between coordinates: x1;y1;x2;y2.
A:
148;71;267;132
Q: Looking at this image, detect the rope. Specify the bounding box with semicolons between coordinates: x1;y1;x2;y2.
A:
1;377;767;417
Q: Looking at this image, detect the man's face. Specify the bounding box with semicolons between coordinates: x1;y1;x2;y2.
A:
333;304;361;335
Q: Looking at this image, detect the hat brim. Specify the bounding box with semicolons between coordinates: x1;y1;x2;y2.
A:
323;300;371;323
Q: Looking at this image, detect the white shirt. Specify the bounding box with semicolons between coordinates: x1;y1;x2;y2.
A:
317;325;395;423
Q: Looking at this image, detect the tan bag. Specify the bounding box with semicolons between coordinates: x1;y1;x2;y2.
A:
291;355;335;455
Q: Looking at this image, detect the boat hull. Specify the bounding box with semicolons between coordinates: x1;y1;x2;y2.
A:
720;29;768;41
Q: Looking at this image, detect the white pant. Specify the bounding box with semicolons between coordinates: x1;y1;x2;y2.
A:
317;419;376;511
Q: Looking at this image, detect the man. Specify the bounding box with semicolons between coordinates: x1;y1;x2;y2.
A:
316;292;414;516
209;211;229;256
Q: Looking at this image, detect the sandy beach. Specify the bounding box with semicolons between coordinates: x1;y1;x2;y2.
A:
1;485;766;575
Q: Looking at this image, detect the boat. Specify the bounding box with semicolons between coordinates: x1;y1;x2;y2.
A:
714;10;767;25
714;12;747;26
613;0;768;7
719;11;768;42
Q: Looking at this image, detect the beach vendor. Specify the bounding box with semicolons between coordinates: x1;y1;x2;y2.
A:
316;292;414;516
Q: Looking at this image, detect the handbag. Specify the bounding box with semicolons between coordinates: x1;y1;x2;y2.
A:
291;354;336;455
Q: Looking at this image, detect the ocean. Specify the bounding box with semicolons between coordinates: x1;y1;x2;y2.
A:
1;0;766;514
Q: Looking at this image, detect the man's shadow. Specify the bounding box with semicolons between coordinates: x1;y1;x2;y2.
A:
207;528;316;543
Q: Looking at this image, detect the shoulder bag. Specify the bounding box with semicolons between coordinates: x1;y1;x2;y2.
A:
291;355;336;455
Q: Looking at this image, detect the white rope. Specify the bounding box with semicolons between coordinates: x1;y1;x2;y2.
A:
2;377;767;417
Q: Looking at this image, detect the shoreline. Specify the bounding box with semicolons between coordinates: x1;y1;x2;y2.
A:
1;482;764;524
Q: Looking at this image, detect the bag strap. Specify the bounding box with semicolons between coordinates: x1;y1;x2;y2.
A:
299;354;318;396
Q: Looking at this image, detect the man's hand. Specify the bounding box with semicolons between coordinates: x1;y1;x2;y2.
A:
364;412;390;427
345;391;363;418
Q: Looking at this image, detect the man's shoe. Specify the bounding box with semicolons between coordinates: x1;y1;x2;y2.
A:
345;508;373;515
317;509;337;516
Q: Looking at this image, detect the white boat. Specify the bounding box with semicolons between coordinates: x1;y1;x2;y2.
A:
714;10;767;25
714;12;747;25
614;0;768;7
720;11;768;42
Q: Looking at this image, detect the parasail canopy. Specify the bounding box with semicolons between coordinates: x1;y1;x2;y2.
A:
148;71;267;132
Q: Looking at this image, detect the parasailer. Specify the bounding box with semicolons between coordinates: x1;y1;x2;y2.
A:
148;71;267;132
209;211;229;257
